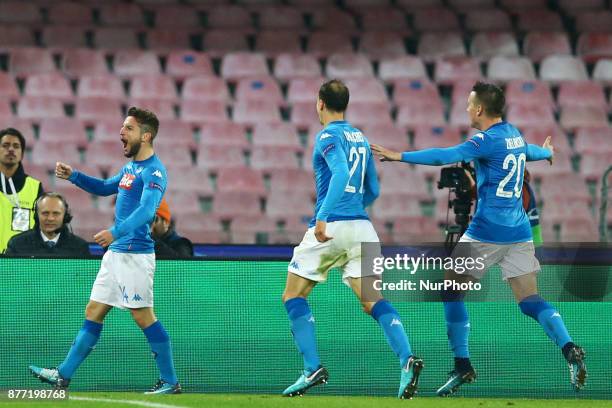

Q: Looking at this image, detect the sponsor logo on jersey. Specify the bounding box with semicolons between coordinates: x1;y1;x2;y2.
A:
119;173;136;189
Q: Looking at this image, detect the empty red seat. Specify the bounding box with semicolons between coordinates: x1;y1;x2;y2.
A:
506;103;555;127
396;103;445;129
0;100;12;119
221;52;268;80
93;121;122;143
0;2;41;24
216;167;266;195
182;76;229;102
560;106;609;130
516;10;563;32
593;59;612;85
154;145;193;166
75;98;122;123
343;78;388;104
580;152;611;179
268;169;314;192
38;118;87;147
359;31;406;60
152;119;194;148
2;118;33;140
164;191;201;214
235;77;283;104
233;100;281;125
94;28;140;50
413;8;459;32
538;173;591;203
505;80;554;108
370;193;422;219
527;150;573;176
229;214;282;244
174;214;224;244
418;32;466;61
41;26;88;48
98;3;145;26
575;11;612;33
392;79;440;107
128;98;176;121
345;102;394;127
448;101;471;128
114;51;161;77
23;73;73;101
465;10;511;32
129;75;178;102
287;77;325;103
434;56;482;84
77;75;125;100
360;8;409;32
560;218;598;242
86;140;131;172
470;32;518;58
310;9;357;32
290;101;321;130
17;97;64;119
487;56;535;82
206;5;253;30
257;6;304;29
558;0;606;16
197;145;246;169
501;0;548;12
252;123;301;148
255;31;302;57
396;0;443;10
447;0;495;10
204;30;249;57
165;165;213;194
267;190;312;218
525;32;572;63
180;100;228;123
325;53;374;78
0;72;19;100
199;122;248;148
451;79;478;105
165;51;213;79
574;127;612;154
577;33;612;63
9;48;56;76
520;125;571;153
62;49;108;77
274;54;321;82
413;125;462;150
48;2;92;24
379;166;431;199
557;81;607;109
31;142;80;167
379;56;427;82
153;5;201;28
391;216;443;244
307;31;353;58
146;29;193;52
213;191;262;217
250;146;301;170
0;26;35;48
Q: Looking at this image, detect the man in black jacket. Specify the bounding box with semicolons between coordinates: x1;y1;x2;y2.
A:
152;198;193;258
5;192;90;256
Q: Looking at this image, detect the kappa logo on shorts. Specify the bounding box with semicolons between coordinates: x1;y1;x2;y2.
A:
132;293;143;302
119;173;136;190
289;261;299;270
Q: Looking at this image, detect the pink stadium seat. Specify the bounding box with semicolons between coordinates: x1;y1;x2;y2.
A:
113;51;161;77
520;125;570;153
216;167;266;195
52;187;95;215
180;100;228;123
128;98;176;121
274;54;321;82
221;52;268;80
434;56;482;84
575;11;612;33
451;80;478;104
413;125;462;150
229;214;281;244
580;152;611;179
182;76;230;102
500;0;547;12
31;142;80;167
464;10;511;32
165;51;213;79
558;0;606;16
287;77;326;103
77;75;125;100
0;72;19;100
174;214;224;244
17;97;64;119
345;102;394;127
0;100;12;119
62;49;108;77
396;103;445;129
267;190;312;218
378;56;428;82
378;166;431;199
0;2;41;24
165;165;213;194
2;118;33;140
252;123;301;148
487;56;535;82
359;31;407;60
418;32;466;61
213;191;262;217
344;0;391;8
506;103;555;127
48;2;92;24
343;78;388;104
370;193;421;219
557;81;607;109
164;191;201;214
325;53;374;79
256;31;302;57
577;33;612;63
310;9;357;32
527;150;573;176
290;102;320;130
23;73;73;101
146;29;193;52
257;6;304;29
129;75;178;102
447;0;495;10
98;3;145;26
574;127;612;154
539;173;591;203
38;119;87;147
396;0;442;11
268;168;314;192
206;6;253;29
93;120;122;143
448;101;471;128
26;163;52;185
94;28;140;50
233;100;281;125
154;145;193;165
524;32;572;63
153;5;201;28
204;30;249;56
0;26;35;48
560;106;609;130
413;8;459;31
152;119;194;148
470;32;518;58
199;122;248;148
505;80;554;109
592;59;612;85
362;124;410;152
235;77;283;104
392;79;440;107
250;146;301;170
392;217;443;244
307;31;354;58
516;10;563;32
197;145;246;169
360;8;410;32
85;141;131;172
560;219;598;242
41;26;88;48
75;98;123;123
9;48;56;76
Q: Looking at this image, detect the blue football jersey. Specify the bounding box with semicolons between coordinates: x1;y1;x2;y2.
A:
310;120;378;227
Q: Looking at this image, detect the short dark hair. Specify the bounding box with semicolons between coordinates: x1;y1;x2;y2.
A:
318;79;350;113
127;106;159;141
472;81;505;117
0;128;26;152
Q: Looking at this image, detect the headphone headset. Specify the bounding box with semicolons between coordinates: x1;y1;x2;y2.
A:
33;192;73;229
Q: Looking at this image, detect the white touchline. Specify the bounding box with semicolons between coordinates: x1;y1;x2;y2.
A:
71;396;189;408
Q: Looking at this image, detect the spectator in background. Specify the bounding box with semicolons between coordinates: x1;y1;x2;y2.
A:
0;128;44;253
5;192;90;257
522;168;543;247
152;198;193;258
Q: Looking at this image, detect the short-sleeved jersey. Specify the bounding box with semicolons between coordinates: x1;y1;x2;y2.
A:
112;155;167;253
310;120;373;227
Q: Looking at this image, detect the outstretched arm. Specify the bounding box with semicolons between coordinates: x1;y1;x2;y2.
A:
372;138;488;167
57;162;121;196
526;136;554;164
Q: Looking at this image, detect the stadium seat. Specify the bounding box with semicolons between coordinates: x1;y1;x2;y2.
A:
199;122;248;148
540;55;588;83
252;123;301;148
274;54;321;82
378;166;431;199
558;0;606;16
0;100;12;120
164;165;213;194
233;100;281;125
0;26;35;48
75;98;123;123
93;120;122;143
22;73;72;102
464;10;511;32
487;56;536;82
557;81;607;109
129;75;178;102
392;216;443;244
181;76;230;103
575;11;612;33
470;32;518;58
174;213;224;244
229;214;281;244
289;101;320;130
506;103;555;127
77;75;124;100
396;0;443;11
9;48;56;76
358;32;407;60
206;5;253;29
515;10;563;32
396;103;445;129
345;102;394;127
31;142;81;167
93;28;140;50
128;98;176;121
62;49;109;77
213;191;262;217
255;31;302;57
310;9;357;32
164;191;202;215
360;124;409;151
98;3;145;26
152;5;201;28
38;118;88;147
451;79;478;105
250;146;301;170
520;125;571;153
413;8;460;32
527;150;573;176
181;100;229;123
221;52;268;80
0;72;19;100
447;0;495;10
560;106;609;130
412;125;462;150
325;53;374;79
524;32;572;63
216;167;266;195
154;145;194;166
287;77;327;104
113;51;161;77
378;56;428;82
268;169;315;192
448;101;471;128
538;173;591;203
360;8;410;32
539;200;593;224
392;79;440;107
580;151;611;179
560;219;598;242
577;33;612;63
343;78;388;104
418;32;466;61
307;31;354;58
434;56;482;84
48;2;92;24
41;26;88;49
17;97;64;119
266;190;312;218
574;127;612;154
2;118;33;141
257;6;304;30
197;145;246;170
165;51;213;79
149;119;194;148
501;0;548;12
235;77;283;104
204;30;249;56
593;59;612;85
505;80;554;109
146;29;193;52
370;193;422;219
0;2;41;24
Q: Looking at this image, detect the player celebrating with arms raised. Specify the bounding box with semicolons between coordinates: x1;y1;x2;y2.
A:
372;82;586;396
281;80;423;399
29;107;181;394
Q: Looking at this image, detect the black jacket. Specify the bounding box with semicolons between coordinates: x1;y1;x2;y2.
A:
154;229;193;259
5;226;90;257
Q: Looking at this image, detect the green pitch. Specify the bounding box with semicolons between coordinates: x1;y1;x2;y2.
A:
2;393;610;408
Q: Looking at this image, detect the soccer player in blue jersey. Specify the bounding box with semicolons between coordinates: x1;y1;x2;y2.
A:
29;107;181;394
281;80;423;399
372;82;587;396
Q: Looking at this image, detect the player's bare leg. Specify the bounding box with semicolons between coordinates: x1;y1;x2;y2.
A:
509;273;587;391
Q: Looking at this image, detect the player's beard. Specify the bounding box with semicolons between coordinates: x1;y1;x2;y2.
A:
124;141;141;158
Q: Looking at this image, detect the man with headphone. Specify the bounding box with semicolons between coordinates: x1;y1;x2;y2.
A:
5;192;90;256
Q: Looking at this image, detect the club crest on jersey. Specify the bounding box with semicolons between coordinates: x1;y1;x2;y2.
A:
119;173;136;189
